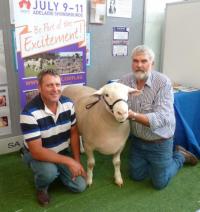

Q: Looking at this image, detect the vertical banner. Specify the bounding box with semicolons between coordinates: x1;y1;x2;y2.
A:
0;86;11;136
12;0;87;108
0;30;11;136
0;30;7;85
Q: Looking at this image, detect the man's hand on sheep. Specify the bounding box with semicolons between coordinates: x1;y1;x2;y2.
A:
128;109;150;127
128;109;138;121
66;158;87;181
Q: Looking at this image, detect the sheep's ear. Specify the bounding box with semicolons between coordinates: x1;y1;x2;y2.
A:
128;87;142;96
93;87;104;96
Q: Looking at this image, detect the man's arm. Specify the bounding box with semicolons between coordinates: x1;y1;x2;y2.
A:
129;82;175;138
70;124;81;162
70;124;87;177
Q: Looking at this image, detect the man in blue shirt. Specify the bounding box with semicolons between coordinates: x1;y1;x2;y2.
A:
20;69;86;206
119;45;198;189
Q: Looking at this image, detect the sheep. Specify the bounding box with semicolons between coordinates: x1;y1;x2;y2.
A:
62;82;140;187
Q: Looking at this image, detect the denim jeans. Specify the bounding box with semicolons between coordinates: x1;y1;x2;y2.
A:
129;136;185;189
21;148;87;192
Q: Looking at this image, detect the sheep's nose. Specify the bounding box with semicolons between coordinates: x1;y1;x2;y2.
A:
117;111;127;117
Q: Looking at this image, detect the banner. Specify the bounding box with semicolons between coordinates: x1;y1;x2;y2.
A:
11;0;87;108
0;30;7;84
0;86;11;136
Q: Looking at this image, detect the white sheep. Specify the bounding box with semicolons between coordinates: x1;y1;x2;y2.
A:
62;82;139;187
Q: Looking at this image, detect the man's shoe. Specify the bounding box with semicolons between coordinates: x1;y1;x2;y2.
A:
176;145;198;166
36;190;50;206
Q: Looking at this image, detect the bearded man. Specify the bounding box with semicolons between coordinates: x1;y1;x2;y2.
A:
119;45;198;189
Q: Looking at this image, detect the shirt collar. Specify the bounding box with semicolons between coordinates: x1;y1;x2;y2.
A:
44;101;62;114
145;71;152;88
38;94;62;112
38;93;62;119
44;101;62;122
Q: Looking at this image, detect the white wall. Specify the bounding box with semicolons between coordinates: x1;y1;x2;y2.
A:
162;0;200;88
143;0;183;70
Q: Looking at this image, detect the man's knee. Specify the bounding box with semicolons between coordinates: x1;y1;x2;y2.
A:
129;167;146;181
152;179;169;190
42;169;58;183
70;176;87;193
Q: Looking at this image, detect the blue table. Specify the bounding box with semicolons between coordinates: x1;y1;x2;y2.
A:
174;90;200;158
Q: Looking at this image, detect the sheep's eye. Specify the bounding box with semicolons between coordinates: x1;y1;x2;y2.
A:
105;94;109;97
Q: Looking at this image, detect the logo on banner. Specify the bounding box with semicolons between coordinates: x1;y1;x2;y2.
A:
19;0;31;9
16;1;84;17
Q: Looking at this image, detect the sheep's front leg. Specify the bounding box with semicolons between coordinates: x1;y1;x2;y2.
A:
85;150;95;186
113;150;123;187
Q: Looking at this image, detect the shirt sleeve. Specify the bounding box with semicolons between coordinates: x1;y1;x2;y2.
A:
20;111;41;142
70;103;77;126
145;82;176;138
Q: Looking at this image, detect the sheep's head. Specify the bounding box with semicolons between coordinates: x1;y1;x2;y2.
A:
93;82;140;122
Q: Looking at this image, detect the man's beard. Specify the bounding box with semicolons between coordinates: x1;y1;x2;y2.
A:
133;70;149;80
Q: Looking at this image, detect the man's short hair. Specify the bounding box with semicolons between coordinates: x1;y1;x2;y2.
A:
131;45;155;62
37;69;61;85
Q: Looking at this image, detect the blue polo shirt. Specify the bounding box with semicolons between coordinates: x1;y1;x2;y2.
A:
20;94;76;153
